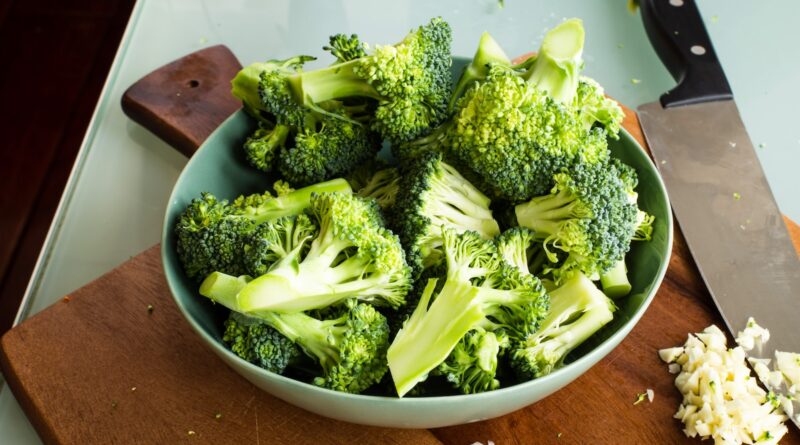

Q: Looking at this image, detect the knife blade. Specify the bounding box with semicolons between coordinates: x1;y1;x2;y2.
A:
636;0;800;423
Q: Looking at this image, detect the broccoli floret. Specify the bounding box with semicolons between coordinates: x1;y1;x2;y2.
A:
242;214;318;277
443;19;622;202
174;178;351;281
435;328;508;394
266;18;453;144
394;152;501;276
200;192;412;312
223;311;302;374
242;121;290;173
514;161;638;284
510;273;615;380
323;33;368;63
266;300;390;393
238;300;389;394
449;32;512;112
345;159;400;210
596;159;655;297
387;229;548;397
232;58;380;185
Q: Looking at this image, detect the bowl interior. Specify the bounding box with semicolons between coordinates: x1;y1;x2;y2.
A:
160;57;673;422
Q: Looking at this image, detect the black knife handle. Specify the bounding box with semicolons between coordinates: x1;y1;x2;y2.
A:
640;0;732;108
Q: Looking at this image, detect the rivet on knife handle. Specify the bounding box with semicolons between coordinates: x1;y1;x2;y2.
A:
639;0;732;108
121;45;243;157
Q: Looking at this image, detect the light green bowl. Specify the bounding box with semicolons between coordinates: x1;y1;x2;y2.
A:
161;70;673;429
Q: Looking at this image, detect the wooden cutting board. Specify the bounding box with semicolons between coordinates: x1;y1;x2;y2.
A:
2;46;799;444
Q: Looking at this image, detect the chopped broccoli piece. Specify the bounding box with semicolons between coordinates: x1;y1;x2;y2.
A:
264;300;390;393
232;57;381;185
347;160;401;210
174;178;351;281
264;18;452;144
224;299;390;394
511;273;615;379
387;229;548;397
242;121;290;173
435;328;508;394
514;161;638;284
200;192;412;312
441;19;622;202
242;214;318;277
394;151;501;276
599;260;631;299
323;33;368;63
449;32;511;112
223;311;302;374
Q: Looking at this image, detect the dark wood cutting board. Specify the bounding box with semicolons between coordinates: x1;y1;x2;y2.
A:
2;46;799;444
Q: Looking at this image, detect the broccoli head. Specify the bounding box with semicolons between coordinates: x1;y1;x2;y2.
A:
174;178;351;282
200;192;412;313
387;229;548;397
511;273;615;380
242;213;319;277
514;161;638;284
269;18;453;144
394;151;501;276
223;311;302;374
323;33;368;63
435;328;508;394
232;57;381;185
346;159;400;210
255;300;390;393
443;18;622;202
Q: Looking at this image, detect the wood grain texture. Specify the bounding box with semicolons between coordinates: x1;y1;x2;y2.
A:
0;246;442;445
121;45;243;157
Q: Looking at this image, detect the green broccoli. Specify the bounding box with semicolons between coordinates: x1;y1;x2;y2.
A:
262;18;452;144
174;178;351;281
242;121;290;173
393;151;501;276
435;328;508;394
439;18;623;202
242;213;319;277
323;33;368;63
200;192;412;313
223;311;302;374
346;159;401;210
597;159;655;298
219;296;389;393
510;273;615;380
514;161;638;284
232;57;380;184
495;227;554;289
387;229;548;397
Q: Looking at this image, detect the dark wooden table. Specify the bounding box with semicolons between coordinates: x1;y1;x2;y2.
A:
0;0;135;333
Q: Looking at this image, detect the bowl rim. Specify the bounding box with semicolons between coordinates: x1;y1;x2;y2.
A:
161;110;674;404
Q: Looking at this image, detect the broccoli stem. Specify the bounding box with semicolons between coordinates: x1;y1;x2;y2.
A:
515;189;584;239
633;210;655;241
449;32;511;112
388;279;487;397
232;63;269;117
259;311;342;366
248;178;352;226
522;18;584;104
199;272;250;311
291;59;383;105
514;274;614;379
426;162;500;237
599;260;631;298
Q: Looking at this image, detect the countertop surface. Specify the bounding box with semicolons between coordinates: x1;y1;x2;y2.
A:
2;1;799;442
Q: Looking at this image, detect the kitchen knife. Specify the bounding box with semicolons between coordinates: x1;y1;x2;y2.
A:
637;0;800;422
